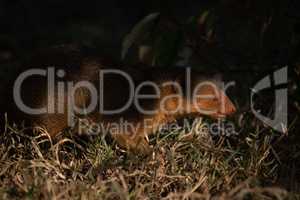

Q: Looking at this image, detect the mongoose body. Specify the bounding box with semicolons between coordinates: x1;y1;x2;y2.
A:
2;51;236;153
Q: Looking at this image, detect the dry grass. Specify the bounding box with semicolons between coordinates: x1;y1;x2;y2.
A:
0;113;299;200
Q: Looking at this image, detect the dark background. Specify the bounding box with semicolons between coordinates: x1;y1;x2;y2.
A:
0;0;299;194
0;0;299;66
0;0;214;56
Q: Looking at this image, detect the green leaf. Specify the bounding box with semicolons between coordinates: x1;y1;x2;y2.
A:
199;10;210;25
121;13;160;60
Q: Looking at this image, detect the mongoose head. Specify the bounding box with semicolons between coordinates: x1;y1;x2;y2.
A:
190;80;236;118
154;68;237;119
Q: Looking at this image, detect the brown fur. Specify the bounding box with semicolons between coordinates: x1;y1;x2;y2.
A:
2;56;236;153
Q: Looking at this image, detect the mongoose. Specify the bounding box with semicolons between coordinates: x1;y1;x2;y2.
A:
2;55;236;153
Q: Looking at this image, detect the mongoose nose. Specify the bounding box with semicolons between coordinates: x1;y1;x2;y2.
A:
219;90;236;116
227;100;236;115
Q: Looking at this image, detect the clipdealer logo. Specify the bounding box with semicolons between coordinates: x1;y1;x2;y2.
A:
12;66;288;134
251;67;288;133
